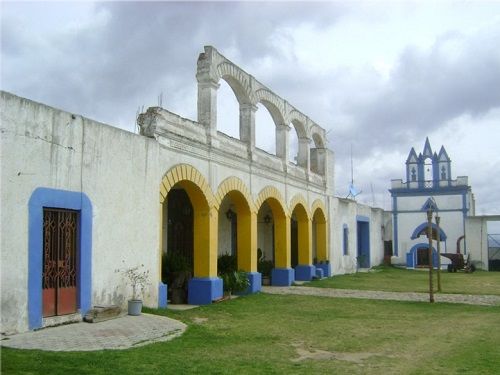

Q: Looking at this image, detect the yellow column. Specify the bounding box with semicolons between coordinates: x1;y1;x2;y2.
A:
298;219;312;265
316;220;327;261
274;215;290;268
237;211;257;272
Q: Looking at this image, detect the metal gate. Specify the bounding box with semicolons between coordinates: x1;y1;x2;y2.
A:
42;209;78;317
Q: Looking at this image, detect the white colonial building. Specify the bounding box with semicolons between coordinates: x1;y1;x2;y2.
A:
390;138;477;268
1;46;389;335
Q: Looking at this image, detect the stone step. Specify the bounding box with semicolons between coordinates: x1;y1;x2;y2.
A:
84;305;121;323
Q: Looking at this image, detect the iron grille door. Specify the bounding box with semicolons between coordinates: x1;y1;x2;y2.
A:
42;209;78;317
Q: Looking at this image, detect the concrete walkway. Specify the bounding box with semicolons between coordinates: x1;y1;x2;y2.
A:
1;313;186;352
262;286;500;306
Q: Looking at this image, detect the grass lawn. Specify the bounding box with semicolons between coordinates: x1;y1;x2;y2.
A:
306;266;500;295
2;293;500;374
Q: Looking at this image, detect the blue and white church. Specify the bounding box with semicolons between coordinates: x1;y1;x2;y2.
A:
389;138;475;268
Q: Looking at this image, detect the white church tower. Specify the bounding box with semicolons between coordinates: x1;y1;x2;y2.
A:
389;138;475;268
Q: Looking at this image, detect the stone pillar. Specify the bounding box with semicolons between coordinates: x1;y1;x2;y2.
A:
297;137;311;170
239;103;257;156
197;80;220;143
276;123;290;166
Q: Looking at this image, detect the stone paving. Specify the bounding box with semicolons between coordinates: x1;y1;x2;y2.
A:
262;286;500;306
1;313;186;352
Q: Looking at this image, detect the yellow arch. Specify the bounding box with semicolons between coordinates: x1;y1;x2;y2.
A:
255;186;290;269
159;164;218;278
311;199;327;220
289;194;312;266
311;199;328;262
255;186;289;217
160;164;216;207
216;177;257;272
289;194;311;220
215;177;256;213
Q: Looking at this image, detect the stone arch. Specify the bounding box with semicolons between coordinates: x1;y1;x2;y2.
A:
216;62;254;105
160;164;221;305
311;199;328;263
289;194;311;219
255;186;289;216
289;194;313;280
287;110;309;139
255;186;291;284
216;177;258;280
254;89;286;125
311;129;326;149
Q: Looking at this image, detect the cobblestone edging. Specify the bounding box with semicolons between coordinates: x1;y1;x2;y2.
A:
262;286;500;306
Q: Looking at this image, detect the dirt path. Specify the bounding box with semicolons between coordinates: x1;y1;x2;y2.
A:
262;286;500;306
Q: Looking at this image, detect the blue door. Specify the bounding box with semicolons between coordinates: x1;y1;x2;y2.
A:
357;220;370;268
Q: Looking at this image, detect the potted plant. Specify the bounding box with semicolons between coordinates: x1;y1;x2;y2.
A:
116;263;151;315
217;254;250;298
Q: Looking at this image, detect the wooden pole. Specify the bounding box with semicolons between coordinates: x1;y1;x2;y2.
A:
435;215;442;292
427;208;434;303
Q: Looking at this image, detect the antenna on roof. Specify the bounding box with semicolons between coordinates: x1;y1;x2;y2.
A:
346;144;362;200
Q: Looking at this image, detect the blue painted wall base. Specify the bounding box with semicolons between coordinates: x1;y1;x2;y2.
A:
271;268;294;286
315;268;324;279
158;282;168;308
315;263;332;277
188;277;223;305
238;272;261;295
295;265;315;281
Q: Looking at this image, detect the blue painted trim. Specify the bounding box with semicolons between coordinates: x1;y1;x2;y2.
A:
406;243;439;268
356;215;369;222
314;263;332;277
342;224;349;255
28;187;92;330
295;265;315;281
411;222;447;241
158;282;168;308
188;277;223;305
356;219;370;268
389;185;469;196
239;272;261;295
315;268;324;278
271;268;294;286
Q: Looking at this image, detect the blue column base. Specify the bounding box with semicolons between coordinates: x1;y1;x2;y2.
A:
237;272;261;295
295;265;315;281
271;268;295;286
315;263;332;277
315;268;324;279
188;277;223;305
158;282;168;308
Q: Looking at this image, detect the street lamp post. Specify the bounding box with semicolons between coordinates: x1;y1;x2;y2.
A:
427;208;435;303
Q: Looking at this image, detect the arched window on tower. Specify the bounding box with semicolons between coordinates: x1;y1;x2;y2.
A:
411;167;417;182
441;166;447;180
424;158;433;187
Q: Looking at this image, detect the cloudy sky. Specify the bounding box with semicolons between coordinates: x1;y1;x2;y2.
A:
2;1;500;219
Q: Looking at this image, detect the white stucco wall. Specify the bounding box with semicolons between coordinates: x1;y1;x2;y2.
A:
0;92;160;334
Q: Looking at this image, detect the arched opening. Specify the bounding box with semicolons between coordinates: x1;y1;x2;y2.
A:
255;103;276;154
289;124;299;165
256;196;290;285
291;203;314;281
216;79;240;139
162;187;194;304
424;158;433;184
160;165;222;306
312;207;327;263
290;119;308;168
310;132;326;175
